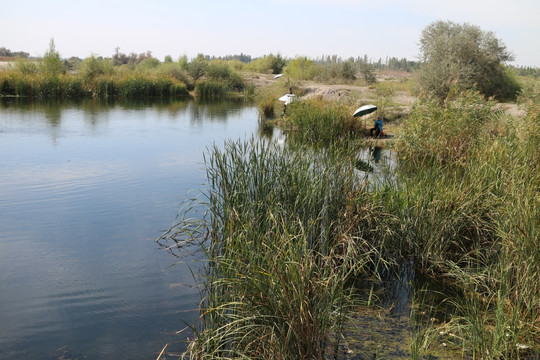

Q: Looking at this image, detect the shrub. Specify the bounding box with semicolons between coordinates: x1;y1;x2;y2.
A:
14;59;38;75
284;56;321;80
188;55;208;81
285;99;359;143
79;55;114;80
40;38;65;76
258;96;275;119
397;90;498;165
195;79;229;98
418;20;520;101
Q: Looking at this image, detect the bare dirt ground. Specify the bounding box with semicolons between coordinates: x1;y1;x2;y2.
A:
245;71;416;107
245;71;525;119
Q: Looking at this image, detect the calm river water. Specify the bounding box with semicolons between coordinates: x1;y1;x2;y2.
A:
0;98;270;360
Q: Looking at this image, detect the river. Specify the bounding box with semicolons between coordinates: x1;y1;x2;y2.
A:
0;98;268;360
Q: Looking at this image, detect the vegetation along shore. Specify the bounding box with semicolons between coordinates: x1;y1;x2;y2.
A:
3;19;539;359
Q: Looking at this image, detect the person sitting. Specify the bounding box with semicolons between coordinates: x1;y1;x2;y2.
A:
370;116;384;136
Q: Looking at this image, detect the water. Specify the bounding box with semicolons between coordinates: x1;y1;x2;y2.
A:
0;98;268;360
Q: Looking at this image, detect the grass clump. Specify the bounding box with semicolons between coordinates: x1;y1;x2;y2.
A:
159;138;393;359
284;99;362;144
397;90;499;165
391;90;539;358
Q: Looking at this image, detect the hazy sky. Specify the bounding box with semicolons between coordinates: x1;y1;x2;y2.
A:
2;0;539;67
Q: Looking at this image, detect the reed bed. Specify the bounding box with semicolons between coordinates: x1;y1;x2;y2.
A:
159;138;396;359
393;91;539;358
0;71;189;98
158;89;538;358
284;99;363;144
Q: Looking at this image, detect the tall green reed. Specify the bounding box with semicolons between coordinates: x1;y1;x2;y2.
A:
0;68;188;98
160;137;393;359
284;99;362;144
393;90;539;358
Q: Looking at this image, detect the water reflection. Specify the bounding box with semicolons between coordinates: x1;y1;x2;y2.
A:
371;146;382;163
0;98;262;360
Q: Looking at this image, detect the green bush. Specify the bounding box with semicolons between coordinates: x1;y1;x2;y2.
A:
397;90;498;165
258;96;275;119
60;75;84;97
195;79;229;98
285;99;359;143
418;21;521;101
79;55;114;80
284;56;322;80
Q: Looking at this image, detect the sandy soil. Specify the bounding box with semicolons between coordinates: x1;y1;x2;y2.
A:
245;71;525;119
245;71;416;107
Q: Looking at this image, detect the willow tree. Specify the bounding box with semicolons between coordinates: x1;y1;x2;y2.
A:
418;20;520;101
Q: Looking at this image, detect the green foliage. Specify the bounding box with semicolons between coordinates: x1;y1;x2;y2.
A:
244;53;287;74
228;59;245;71
398;90;498;165
393;93;539;357
160;139;380;359
316;60;357;83
204;61;245;92
284;56;321;80
0;70;188;98
90;75;118;98
117;76;187;98
418;20;520;101
177;54;189;69
61;75;84;97
188;54;208;81
40;38;65;76
360;62;376;84
285;99;360;143
258;96;275;119
136;57;160;71
206;60;231;79
269;53;287;74
156;62;192;90
79;55;114;80
14;59;38;75
194;79;229;98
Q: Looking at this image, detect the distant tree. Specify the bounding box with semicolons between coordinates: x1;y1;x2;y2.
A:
164;55;173;63
41;38;65;75
341;60;357;80
0;47;30;58
80;54;113;79
269;54;286;74
285;56;320;80
178;55;189;70
137;57;160;70
14;58;38;74
66;56;82;71
188;54;209;80
418;20;520;101
112;48;154;66
359;62;376;84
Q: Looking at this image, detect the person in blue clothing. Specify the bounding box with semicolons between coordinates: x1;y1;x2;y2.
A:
370;115;384;136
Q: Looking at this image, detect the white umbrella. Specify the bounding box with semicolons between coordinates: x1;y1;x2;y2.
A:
353;104;377;117
353;104;378;133
278;93;297;105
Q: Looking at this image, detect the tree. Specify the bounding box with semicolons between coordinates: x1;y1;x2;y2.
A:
188;54;209;80
268;54;286;74
41;38;65;75
418;20;520;101
285;56;320;80
79;55;113;79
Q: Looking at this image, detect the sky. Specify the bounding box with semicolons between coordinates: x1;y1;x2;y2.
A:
1;0;539;67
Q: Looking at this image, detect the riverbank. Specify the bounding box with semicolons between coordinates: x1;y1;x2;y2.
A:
159;81;539;359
